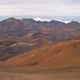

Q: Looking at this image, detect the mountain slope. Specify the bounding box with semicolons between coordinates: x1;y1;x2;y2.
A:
3;40;80;69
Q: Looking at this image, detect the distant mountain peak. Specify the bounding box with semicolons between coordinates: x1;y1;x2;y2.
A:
22;18;36;23
0;17;19;24
5;17;16;21
68;21;80;24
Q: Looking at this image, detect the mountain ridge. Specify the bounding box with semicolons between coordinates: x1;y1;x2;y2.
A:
0;17;80;63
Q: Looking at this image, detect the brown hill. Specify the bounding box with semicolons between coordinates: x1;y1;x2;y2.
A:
2;40;80;69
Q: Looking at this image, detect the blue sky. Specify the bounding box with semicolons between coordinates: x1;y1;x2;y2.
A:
0;0;80;16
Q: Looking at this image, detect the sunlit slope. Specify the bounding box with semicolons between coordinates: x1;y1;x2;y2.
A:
3;40;80;68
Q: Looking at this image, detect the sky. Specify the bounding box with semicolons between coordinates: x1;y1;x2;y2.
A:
0;0;80;16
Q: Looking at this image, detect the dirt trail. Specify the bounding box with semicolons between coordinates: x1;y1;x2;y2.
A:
0;71;80;80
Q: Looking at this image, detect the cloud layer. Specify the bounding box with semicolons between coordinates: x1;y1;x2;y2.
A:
0;0;80;16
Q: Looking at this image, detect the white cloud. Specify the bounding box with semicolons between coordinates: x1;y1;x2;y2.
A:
0;0;80;16
34;17;51;22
